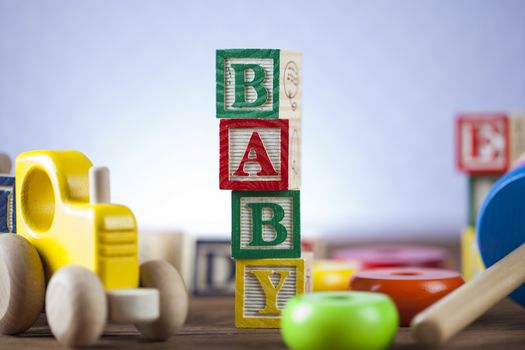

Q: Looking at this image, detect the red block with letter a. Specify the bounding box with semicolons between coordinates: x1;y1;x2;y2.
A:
456;114;509;174
219;119;301;190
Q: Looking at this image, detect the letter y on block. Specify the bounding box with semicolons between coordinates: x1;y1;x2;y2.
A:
235;259;305;328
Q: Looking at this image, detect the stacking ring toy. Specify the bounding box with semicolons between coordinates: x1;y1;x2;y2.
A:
281;291;398;350
350;268;464;326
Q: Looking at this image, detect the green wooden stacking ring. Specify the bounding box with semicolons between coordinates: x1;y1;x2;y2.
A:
281;291;398;350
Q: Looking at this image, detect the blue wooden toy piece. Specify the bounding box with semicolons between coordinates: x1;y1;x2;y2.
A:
0;176;16;233
477;164;525;306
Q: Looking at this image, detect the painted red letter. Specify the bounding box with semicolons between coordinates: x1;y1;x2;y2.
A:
233;132;278;177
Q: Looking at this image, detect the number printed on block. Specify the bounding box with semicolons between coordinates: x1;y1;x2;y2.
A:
193;240;236;296
232;191;300;259
235;259;304;328
220;119;301;190
216;49;302;119
0;176;16;233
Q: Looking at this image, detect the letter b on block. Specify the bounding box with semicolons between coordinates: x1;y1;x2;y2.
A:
232;190;300;259
216;49;303;119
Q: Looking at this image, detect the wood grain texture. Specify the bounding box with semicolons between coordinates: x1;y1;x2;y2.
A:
220;119;298;191
1;296;523;350
135;260;189;340
216;49;302;120
235;259;304;328
0;234;44;334
45;265;107;347
107;289;159;324
231;191;301;259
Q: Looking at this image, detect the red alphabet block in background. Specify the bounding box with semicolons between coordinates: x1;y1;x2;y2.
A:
456;114;509;174
219;119;301;190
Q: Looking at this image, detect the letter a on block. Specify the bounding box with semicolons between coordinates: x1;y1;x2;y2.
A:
233;132;278;177
250;270;289;315
220;119;292;190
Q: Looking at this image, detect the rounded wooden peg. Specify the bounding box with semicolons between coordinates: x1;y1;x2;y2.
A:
107;288;160;323
0;153;11;174
135;260;188;340
46;265;107;347
411;164;525;346
89;166;111;204
0;234;45;334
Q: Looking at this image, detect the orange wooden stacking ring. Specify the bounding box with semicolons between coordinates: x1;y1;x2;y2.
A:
350;268;464;326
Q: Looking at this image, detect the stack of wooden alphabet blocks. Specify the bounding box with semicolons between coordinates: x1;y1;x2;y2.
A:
456;113;525;280
216;49;306;328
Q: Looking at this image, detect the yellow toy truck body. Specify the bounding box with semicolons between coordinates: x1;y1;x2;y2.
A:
15;150;139;289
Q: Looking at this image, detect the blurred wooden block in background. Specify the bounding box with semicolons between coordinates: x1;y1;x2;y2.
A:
235;258;304;328
193;240;235;296
216;49;302;120
456;113;525;174
302;252;314;293
0;153;12;174
301;236;328;259
138;231;194;289
461;226;485;280
467;175;499;226
0;176;16;233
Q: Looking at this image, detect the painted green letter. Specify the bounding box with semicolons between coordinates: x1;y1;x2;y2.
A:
231;64;268;108
247;203;287;246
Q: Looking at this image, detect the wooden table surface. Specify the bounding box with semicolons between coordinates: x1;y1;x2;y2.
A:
1;296;524;349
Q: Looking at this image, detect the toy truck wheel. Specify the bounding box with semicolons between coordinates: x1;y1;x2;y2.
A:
0;234;45;334
135;260;188;340
46;265;107;347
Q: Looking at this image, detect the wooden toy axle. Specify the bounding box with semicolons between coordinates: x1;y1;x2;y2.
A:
411;243;525;346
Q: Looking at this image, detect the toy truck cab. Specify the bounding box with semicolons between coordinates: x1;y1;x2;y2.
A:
0;150;188;347
16;150;139;289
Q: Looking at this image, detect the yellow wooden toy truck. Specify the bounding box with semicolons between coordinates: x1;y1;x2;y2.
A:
0;150;188;347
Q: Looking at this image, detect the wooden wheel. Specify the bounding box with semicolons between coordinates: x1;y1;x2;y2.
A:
46;265;107;347
135;260;188;340
0;234;45;334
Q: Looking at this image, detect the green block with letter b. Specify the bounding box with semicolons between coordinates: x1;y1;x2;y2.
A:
231;190;301;258
216;49;302;119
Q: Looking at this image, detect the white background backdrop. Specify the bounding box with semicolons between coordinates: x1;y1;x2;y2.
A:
1;0;524;241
